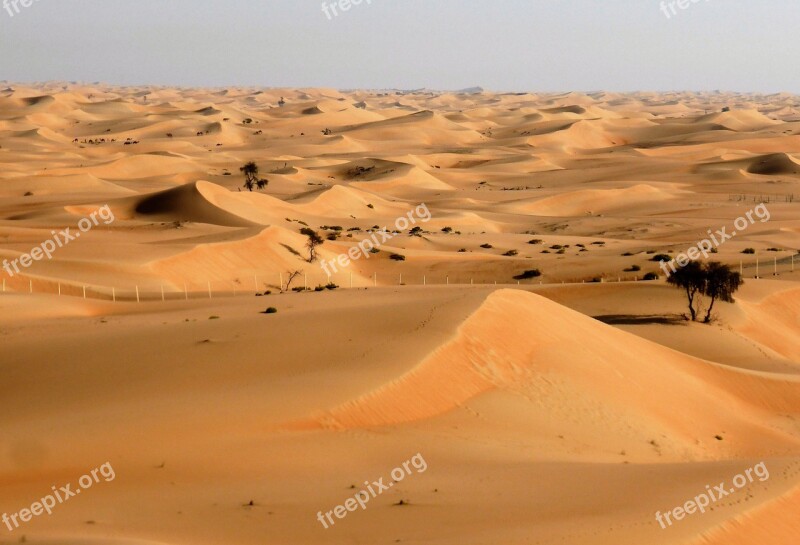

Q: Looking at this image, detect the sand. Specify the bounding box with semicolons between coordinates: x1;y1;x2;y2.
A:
0;84;798;544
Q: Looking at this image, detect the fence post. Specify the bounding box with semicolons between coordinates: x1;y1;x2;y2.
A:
208;281;212;299
113;287;116;302
161;285;165;301
184;283;188;300
83;286;86;299
136;286;140;303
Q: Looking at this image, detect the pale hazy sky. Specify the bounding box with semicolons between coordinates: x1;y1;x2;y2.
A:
0;0;797;92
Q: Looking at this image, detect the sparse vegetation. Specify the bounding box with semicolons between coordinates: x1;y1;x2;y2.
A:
300;228;324;262
514;269;542;280
240;161;269;191
667;261;742;322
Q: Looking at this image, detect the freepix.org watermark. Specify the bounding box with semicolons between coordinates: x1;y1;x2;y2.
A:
3;0;43;18
316;453;427;529
655;462;769;529
660;203;770;278
2;462;116;533
321;0;373;20
2;205;115;278
660;0;712;20
320;203;431;277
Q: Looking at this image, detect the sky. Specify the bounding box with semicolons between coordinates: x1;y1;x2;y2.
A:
0;0;798;92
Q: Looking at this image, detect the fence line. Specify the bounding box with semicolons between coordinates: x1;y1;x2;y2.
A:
0;254;797;303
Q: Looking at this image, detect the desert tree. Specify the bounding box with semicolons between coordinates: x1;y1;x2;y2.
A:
300;228;324;262
240;162;269;192
701;262;743;323
666;260;705;321
283;270;303;292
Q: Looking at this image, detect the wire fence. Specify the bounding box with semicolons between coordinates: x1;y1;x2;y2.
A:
0;254;797;303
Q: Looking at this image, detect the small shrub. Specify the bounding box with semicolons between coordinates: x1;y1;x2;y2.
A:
480;243;493;249
389;254;406;261
514;269;542;280
652;254;672;262
458;248;467;253
742;248;756;254
442;227;453;233
625;265;641;272
503;250;518;257
264;307;278;314
643;272;659;281
325;282;339;290
528;239;543;245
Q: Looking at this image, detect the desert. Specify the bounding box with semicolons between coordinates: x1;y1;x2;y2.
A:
0;82;798;544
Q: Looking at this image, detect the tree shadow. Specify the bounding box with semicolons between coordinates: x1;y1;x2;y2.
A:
281;243;302;258
593;314;687;325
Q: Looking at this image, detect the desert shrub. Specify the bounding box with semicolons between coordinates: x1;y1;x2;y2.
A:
643;272;659;281
480;243;493;249
389;254;406;261
742;248;756;254
652;254;672;262
264;307;278;314
625;265;641;272
513;269;542;280
325;282;339;290
503;250;518;256
528;239;543;245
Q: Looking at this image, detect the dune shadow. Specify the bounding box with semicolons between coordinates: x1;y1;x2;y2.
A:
593;314;687;326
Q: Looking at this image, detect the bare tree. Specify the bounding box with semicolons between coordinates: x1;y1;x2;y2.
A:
284;270;303;292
